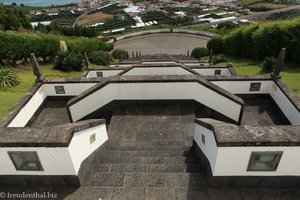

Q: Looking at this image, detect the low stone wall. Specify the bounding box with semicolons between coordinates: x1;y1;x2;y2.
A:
114;29;217;42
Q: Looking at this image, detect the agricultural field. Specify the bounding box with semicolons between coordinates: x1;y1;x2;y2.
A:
267;9;300;20
248;2;288;11
77;12;114;26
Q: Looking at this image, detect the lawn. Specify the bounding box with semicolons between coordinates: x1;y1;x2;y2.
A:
219;57;300;96
0;64;82;119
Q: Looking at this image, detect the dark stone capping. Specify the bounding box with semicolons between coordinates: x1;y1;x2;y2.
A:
0;175;80;186
43;77;105;83
86;67;129;71
81;70;89;78
190;66;228;69
206;74;273;81
0;83;43;128
228;66;237;75
115;64;202;77
114;29;216;42
0;119;105;147
194;118;300;147
274;79;300;111
66;75;245;112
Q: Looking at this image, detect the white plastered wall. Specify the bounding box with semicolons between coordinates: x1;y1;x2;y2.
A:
214;146;300;176
8;83;96;127
194;123;218;173
42;83;96;96
8;86;47;127
122;67;193;76
212;80;300;125
195;123;300;176
69;82;242;122
68;124;108;174
86;70;123;77
269;83;300;125
0;124;108;175
0;147;75;175
193;68;230;76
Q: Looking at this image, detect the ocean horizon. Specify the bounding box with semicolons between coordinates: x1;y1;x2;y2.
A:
0;0;83;7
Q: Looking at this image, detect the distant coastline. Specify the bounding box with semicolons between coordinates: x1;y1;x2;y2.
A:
0;0;82;7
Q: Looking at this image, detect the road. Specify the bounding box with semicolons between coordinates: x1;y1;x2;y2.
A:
192;5;300;27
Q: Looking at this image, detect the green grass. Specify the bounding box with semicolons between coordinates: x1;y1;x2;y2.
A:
218;57;300;96
0;64;81;119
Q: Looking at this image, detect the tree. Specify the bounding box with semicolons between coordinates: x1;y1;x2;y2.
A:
191;47;209;59
112;49;129;60
53;52;83;72
89;50;111;65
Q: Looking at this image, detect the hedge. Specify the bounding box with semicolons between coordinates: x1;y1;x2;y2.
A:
0;31;113;64
207;17;300;64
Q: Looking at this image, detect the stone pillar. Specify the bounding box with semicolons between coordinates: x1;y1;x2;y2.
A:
132;51;135;58
272;48;286;80
83;52;90;70
30;53;44;82
209;49;213;65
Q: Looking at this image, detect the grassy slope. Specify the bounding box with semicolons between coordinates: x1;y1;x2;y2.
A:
0;65;81;119
221;57;300;96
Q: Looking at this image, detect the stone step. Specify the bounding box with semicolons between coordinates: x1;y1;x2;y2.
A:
104;145;192;152
83;172;207;187
97;156;199;164
97;150;195;158
94;164;205;173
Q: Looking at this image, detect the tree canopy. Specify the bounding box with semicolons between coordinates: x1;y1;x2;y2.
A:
0;5;31;31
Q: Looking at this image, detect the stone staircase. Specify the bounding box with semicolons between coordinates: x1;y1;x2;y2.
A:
81;104;208;199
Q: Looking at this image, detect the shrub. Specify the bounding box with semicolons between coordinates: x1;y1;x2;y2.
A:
0;67;20;91
53;52;83;71
191;47;209;59
262;56;275;73
112;49;129;60
213;54;227;64
89;50;110;65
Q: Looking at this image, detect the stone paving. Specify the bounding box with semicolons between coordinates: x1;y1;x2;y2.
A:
1;103;300;199
114;33;210;56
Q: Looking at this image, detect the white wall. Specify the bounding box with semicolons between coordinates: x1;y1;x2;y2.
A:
211;80;273;94
8;87;47;127
212;80;300;125
122;67;192;76
194;123;218;173
68;124;108;174
69;82;242;122
184;63;210;67
194;68;230;76
42;83;96;96
214;146;300;176
141;61;177;64
86;70;123;78
0;147;75;175
270;83;300;125
195;122;300;176
8;83;96;127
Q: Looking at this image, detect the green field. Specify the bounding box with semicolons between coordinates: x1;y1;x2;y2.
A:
0;64;81;119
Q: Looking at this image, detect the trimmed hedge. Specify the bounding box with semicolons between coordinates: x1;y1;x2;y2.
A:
207;17;300;64
0;31;113;63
